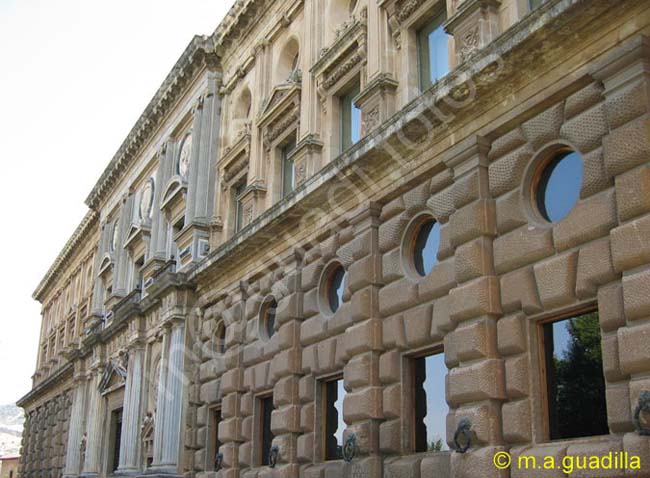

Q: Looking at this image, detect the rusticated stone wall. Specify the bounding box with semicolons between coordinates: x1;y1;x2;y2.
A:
19;392;72;478
188;37;650;478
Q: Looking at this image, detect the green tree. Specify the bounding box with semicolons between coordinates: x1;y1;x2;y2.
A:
554;312;608;439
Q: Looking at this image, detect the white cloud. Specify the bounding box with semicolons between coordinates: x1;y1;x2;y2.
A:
0;0;235;405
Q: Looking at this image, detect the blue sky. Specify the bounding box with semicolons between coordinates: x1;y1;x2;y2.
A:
0;0;235;405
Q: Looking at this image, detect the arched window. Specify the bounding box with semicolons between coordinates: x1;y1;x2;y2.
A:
277;38;300;83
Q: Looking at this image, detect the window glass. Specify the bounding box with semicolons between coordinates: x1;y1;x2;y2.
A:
324;378;346;460
543;310;607;440
413;219;441;277
327;265;346;313
260;299;277;341
413;353;448;452
529;0;546;10
282;138;296;197
418;12;449;90
111;408;123;471
536;150;582;223
234;183;245;232
341;84;361;151
208;408;222;471
260;396;275;466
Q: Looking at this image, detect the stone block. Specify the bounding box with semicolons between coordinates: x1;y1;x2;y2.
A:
379;279;418;317
565;82;604;120
500;267;542;315
297;432;314;463
522;102;564;150
344;352;378;390
497;313;527;355
379;419;402;455
505;354;529;399
450;401;502;445
489;145;534;197
299;375;315;402
606;383;633;433
623;431;650;478
447;359;506;405
271;405;301;434
379;349;401;384
618;322;650;375
502;399;532;443
273;376;299;406
444;331;459;368
342;319;382;358
496;188;527;234
494;226;554;275
581;147;613;199
510;443;567;478
300;316;327;346
449;276;501;322
349;286;373;323
488;127;527;161
347;255;377;293
576;238;617;299
379;214;409;253
403;304;433;348
604;77;649;130
565;438;624;478
623;268;650;321
454;236;493;283
300;402;314;432
451;445;508;478
382;315;407;350
611;215;650;272
598;282;625;332
533;251;579;309
420;452;451;478
449;199;497;246
431;295;453;338
560;103;608;153
452;169;482;210
382;248;403;283
603;115;650;177
343;386;383;421
383;383;401;419
601;334;626;382
418;257;457;301
553;189;617;252
454;318;495;362
427;186;455;223
615;166;650;222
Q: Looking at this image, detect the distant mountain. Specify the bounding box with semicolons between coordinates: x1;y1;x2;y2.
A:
0;404;24;457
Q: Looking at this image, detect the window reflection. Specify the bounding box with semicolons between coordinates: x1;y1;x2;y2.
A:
413;219;441;277
327;265;346;313
536;150;582;223
281;138;296;198
413;353;448;452
417;12;449;90
324;378;346;460
542;310;607;440
341;84;361;151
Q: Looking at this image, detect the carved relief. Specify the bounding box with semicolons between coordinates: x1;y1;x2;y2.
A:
459;25;479;62
362;106;380;135
178;133;192;179
139;177;155;221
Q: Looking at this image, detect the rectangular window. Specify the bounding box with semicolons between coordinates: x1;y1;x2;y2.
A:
234;182;245;233
281;137;297;198
322;376;346;460
417;11;449;90
541;309;607;440
207;407;222;471
340;83;361;151
110;408;123;472
259;395;274;466
412;351;448;453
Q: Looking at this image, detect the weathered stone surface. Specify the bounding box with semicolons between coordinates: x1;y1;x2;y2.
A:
610;214;650;272
603;115;650;177
533;251;579;309
494;226;554;274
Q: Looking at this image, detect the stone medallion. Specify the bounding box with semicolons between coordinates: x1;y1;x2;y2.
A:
139;177;155;221
178;134;192;179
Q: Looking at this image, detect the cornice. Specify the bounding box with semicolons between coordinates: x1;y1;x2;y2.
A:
33;210;99;302
84;35;220;212
17;362;73;408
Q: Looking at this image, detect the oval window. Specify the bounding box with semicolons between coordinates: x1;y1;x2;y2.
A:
412;218;441;277
534;150;583;223
326;264;346;314
260;298;277;341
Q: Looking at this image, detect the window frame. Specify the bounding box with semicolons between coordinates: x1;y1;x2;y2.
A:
406;346;447;454
320;374;346;461
233;181;246;234
339;81;361;152
257;393;275;467
416;8;449;91
206;406;222;471
280;136;297;198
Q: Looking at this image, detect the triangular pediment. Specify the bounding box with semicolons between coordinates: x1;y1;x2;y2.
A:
99;358;127;394
259;81;301;126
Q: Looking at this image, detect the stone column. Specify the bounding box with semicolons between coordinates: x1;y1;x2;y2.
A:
113;194;135;296
152;329;170;467
63;378;87;477
184;97;204;226
81;368;105;476
117;345;145;474
150;142;175;262
91;223;110;315
160;322;186;467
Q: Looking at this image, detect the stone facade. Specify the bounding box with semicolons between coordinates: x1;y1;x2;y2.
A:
17;0;650;478
1;457;20;478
